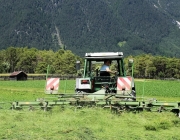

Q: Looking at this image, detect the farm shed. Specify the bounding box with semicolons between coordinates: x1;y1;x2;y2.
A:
9;71;27;81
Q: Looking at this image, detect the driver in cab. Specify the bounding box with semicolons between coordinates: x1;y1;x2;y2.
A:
100;60;117;76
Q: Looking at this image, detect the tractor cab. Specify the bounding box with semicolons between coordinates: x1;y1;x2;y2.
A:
75;52;135;98
83;52;125;77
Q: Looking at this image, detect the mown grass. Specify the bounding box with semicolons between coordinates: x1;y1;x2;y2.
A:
0;107;180;140
0;79;180;139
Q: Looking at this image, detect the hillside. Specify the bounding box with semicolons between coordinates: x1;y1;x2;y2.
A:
0;0;180;57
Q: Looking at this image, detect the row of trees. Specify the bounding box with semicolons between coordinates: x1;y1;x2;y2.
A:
0;47;180;79
0;47;83;75
125;54;180;79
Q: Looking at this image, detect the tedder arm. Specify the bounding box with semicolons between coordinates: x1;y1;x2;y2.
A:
11;93;180;117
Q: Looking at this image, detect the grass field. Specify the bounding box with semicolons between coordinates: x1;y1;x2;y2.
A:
0;79;180;139
1;79;180;101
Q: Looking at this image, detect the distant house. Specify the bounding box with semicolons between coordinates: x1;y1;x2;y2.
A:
9;71;27;81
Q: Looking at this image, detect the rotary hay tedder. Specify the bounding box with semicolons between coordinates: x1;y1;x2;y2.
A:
11;52;180;117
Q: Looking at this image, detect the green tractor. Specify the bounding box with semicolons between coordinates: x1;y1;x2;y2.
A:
75;52;136;100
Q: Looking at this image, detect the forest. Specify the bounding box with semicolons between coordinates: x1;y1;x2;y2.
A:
0;47;180;79
1;0;180;57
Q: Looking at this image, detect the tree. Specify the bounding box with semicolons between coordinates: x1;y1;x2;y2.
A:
153;56;167;78
56;50;77;75
16;48;38;73
5;47;18;72
35;50;56;74
144;55;156;78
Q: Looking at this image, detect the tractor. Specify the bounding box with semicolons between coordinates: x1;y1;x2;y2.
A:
75;52;136;100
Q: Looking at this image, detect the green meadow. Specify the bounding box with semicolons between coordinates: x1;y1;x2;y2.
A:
0;79;180;101
0;79;180;140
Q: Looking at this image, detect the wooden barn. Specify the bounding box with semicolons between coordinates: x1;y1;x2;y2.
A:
9;71;27;81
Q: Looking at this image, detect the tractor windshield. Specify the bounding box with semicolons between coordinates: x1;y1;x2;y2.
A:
83;59;125;78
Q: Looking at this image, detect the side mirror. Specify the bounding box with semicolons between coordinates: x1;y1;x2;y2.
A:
128;59;134;67
76;61;81;70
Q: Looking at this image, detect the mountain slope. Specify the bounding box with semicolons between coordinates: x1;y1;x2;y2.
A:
0;0;180;57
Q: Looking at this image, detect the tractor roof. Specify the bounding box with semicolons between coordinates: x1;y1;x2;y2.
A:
85;52;123;60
